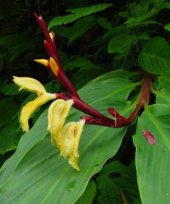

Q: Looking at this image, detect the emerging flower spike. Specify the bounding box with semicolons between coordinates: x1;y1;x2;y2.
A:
13;76;56;132
62;120;85;171
48;99;73;153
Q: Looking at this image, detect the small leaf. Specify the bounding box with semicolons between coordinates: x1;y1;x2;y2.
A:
65;57;96;71
108;34;137;54
68;16;95;44
97;17;112;30
139;37;170;74
164;23;170;31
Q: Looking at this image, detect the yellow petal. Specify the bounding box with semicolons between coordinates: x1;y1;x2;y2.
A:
20;93;56;132
49;57;59;76
34;59;49;67
49;31;55;40
13;76;46;95
61;119;85;171
48;99;73;152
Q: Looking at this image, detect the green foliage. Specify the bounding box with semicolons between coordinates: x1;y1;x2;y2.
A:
139;38;170;74
48;3;112;28
1;0;170;203
0;72;135;203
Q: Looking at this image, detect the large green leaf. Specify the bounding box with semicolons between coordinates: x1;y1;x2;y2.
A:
48;3;112;29
133;104;170;204
0;71;136;203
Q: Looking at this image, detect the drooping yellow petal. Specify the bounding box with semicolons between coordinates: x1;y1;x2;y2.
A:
34;59;49;67
61;119;85;171
48;99;73;153
49;57;59;76
20;93;56;132
13;76;46;95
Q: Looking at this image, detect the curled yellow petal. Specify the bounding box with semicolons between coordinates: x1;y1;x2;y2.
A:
13;76;46;95
13;76;56;132
49;57;59;76
20;93;56;132
34;59;49;67
61;119;85;171
48;99;73;153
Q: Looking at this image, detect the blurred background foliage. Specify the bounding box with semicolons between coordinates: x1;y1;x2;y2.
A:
1;0;170;203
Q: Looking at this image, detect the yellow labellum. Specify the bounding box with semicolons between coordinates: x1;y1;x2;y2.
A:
49;57;59;76
48;99;73;153
34;59;49;67
13;76;56;132
61;119;85;171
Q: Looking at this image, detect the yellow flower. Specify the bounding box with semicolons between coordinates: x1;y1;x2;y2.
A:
48;99;73;153
13;76;56;132
61;120;85;171
48;99;85;170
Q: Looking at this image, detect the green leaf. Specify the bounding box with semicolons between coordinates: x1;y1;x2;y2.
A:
48;3;112;29
0;80;19;96
97;175;122;204
139;38;170;74
0;119;21;154
108;34;137;54
133;104;170;204
0;34;34;61
164;23;170;31
0;71;136;204
68;16;95;44
65;57;96;71
153;75;170;105
100;161;140;203
0;98;18;128
97;17;112;30
75;181;96;204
